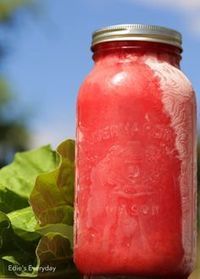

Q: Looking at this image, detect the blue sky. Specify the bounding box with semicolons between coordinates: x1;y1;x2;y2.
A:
4;0;200;147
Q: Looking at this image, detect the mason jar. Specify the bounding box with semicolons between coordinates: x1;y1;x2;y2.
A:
74;24;197;279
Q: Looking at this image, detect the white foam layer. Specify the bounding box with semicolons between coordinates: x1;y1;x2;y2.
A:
145;56;196;270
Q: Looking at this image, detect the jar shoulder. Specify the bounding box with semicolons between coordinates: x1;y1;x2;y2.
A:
78;59;196;101
78;61;156;100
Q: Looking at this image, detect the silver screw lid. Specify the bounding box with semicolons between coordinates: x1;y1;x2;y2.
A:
92;24;182;50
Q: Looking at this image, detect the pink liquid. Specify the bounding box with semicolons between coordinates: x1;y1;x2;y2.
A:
74;42;197;278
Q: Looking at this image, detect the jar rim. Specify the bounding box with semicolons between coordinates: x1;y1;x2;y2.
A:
92;24;182;50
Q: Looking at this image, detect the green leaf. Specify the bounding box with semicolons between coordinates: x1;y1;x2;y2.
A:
0;139;79;278
8;207;37;232
27;139;78;278
0;185;28;214
37;233;72;264
35;233;80;278
0;259;15;277
8;232;79;278
0;209;41;277
0;211;11;250
36;224;73;247
30;140;75;226
8;207;40;242
0;145;59;213
0;210;39;273
57;140;75;205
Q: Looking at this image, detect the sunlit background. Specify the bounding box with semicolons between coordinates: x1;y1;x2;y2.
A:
0;0;199;277
1;0;199;149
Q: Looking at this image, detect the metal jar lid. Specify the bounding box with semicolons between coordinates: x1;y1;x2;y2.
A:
92;24;182;50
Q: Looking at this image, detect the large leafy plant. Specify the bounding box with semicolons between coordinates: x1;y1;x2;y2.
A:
0;139;81;278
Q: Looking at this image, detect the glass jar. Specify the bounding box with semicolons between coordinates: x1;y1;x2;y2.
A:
74;24;197;279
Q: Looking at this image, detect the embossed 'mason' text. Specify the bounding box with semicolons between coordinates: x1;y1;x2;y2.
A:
91;122;172;143
130;204;160;216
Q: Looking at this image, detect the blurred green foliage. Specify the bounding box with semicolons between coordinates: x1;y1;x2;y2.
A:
0;78;29;167
0;0;33;21
0;0;33;167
